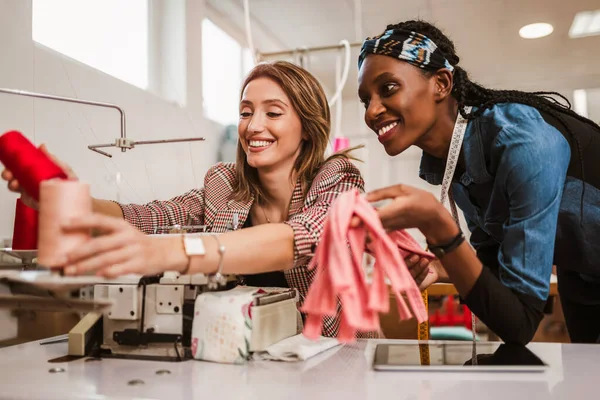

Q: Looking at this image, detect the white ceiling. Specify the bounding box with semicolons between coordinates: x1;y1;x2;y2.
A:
208;0;600;98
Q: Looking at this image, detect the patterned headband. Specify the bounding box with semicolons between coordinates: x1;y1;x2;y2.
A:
358;29;454;72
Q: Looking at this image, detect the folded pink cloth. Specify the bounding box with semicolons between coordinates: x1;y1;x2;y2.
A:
302;189;434;342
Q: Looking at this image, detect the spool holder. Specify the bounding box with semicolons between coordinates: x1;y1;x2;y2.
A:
0;88;205;158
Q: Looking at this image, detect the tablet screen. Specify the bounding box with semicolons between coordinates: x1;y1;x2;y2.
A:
374;342;547;371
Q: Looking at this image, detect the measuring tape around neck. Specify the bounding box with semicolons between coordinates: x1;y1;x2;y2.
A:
418;106;478;365
440;106;477;364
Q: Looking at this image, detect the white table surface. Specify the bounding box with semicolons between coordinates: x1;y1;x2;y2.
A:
0;338;597;400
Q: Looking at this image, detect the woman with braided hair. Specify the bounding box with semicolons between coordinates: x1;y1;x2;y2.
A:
356;20;600;344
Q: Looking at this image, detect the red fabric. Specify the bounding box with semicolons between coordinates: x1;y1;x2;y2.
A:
302;189;434;342
0;131;67;201
12;198;38;250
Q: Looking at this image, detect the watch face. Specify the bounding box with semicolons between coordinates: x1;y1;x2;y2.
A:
184;236;206;256
428;232;464;259
431;248;444;259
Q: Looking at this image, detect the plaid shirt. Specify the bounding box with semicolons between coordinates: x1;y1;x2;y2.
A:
119;157;376;338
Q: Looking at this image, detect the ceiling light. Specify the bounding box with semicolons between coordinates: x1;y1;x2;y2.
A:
519;23;554;39
569;10;600;38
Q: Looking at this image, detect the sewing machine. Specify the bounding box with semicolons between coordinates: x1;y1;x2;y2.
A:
82;272;299;361
0;263;298;362
70;272;208;361
1;222;299;361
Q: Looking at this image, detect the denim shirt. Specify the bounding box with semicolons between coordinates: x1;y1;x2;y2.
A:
419;103;600;301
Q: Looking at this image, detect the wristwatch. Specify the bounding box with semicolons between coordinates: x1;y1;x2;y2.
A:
180;235;206;275
426;231;465;259
182;235;206;256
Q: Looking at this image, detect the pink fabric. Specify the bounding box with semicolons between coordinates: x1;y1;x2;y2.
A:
301;189;434;342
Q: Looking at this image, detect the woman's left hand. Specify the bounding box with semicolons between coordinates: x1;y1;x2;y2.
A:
62;214;188;278
365;184;458;244
405;253;439;291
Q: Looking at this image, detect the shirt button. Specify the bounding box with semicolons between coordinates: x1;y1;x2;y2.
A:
460;174;473;185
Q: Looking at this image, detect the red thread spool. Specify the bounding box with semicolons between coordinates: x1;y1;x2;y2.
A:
12;198;38;250
0;130;68;201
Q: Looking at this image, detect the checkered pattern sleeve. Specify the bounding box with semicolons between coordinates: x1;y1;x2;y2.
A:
117;165;221;234
284;157;365;268
283;157;373;338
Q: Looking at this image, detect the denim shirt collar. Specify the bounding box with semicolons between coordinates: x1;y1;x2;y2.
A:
418;152;445;185
418;118;484;186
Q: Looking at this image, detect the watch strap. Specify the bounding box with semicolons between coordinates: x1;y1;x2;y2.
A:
427;231;465;259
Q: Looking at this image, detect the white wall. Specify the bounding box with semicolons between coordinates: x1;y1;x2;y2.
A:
586;88;600;124
0;0;223;341
0;0;221;244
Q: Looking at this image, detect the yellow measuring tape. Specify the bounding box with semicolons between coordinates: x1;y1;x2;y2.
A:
418;289;430;365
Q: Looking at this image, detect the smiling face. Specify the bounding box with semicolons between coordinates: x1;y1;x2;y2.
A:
233;61;332;204
238;77;305;172
357;54;440;156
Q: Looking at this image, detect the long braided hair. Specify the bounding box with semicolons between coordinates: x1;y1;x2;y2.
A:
390;20;600;218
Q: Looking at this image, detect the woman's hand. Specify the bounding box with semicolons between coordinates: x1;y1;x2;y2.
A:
62;214;188;278
405;253;438;290
354;184;460;289
366;184;444;234
1;144;77;209
366;184;459;245
368;240;440;289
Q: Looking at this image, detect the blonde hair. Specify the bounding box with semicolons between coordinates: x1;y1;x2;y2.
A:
232;61;360;204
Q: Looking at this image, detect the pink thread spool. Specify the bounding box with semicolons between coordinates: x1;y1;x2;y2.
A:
37;180;92;268
333;137;350;152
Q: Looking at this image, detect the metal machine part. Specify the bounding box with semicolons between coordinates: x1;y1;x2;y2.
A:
68;276;298;362
0;248;38;270
85;270;231;361
0;87;205;158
